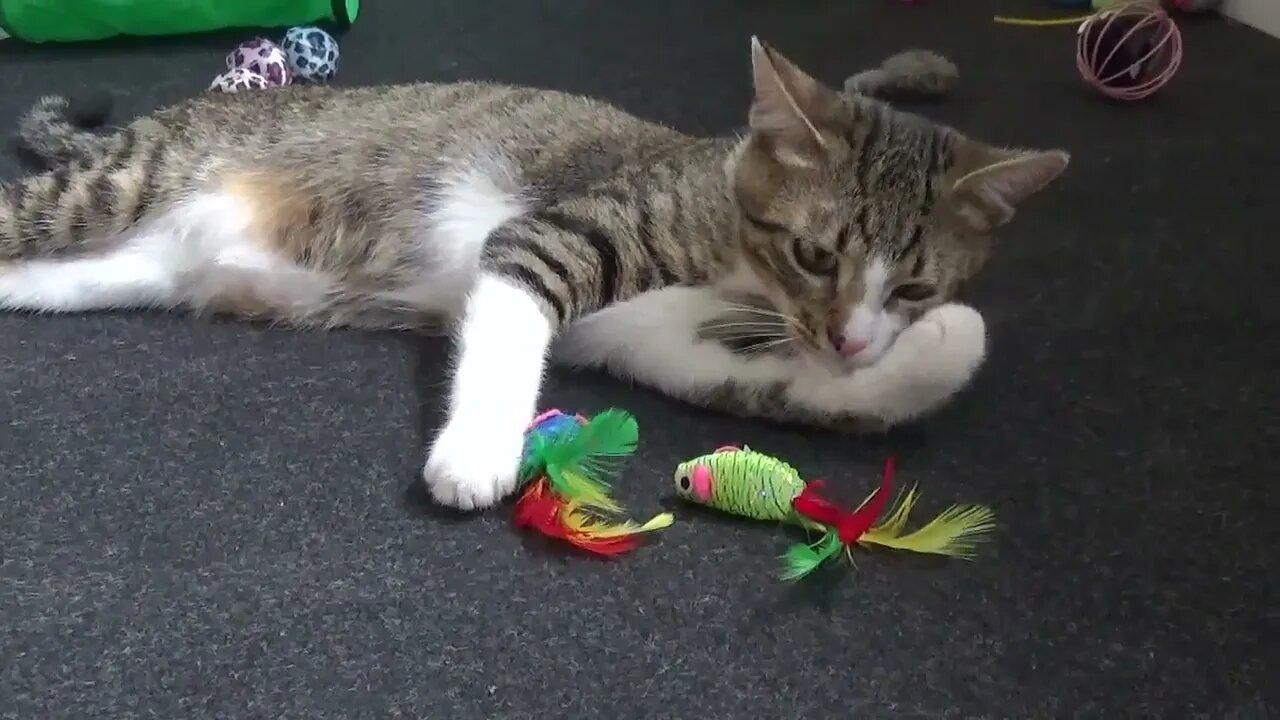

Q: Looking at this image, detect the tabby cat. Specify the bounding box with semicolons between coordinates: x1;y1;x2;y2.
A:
0;40;1068;510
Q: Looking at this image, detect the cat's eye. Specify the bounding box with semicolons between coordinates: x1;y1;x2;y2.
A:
791;238;838;275
891;282;936;303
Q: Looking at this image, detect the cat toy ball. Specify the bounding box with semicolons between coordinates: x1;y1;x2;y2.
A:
224;37;294;87
1077;1;1183;100
674;446;996;581
281;26;342;82
513;409;672;557
211;26;340;93
209;68;272;93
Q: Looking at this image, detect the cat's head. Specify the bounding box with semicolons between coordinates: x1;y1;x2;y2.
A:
729;38;1068;369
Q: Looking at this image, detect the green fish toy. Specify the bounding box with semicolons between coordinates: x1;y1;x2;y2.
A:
674;446;996;581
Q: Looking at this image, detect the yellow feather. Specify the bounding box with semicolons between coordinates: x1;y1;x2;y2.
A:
635;512;675;533
561;501;673;539
871;485;922;536
859;489;996;559
558;468;623;514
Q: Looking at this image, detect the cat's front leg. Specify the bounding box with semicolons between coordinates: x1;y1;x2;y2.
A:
422;274;553;510
554;290;986;431
422;209;583;510
786;303;989;428
423;196;672;510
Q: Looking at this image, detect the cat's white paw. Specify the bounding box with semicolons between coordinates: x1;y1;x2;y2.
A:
877;303;987;422
897;303;986;377
422;420;524;511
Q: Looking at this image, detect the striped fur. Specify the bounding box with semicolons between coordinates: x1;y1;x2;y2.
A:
0;40;1068;509
17;94;114;164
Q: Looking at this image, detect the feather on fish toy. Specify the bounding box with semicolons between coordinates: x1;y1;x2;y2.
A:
513;408;672;557
673;446;995;580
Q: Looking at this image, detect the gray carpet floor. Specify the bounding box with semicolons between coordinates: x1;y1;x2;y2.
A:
1;1;1276;717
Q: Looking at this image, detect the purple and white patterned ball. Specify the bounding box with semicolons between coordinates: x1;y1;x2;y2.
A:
209;68;271;93
225;37;293;87
281;26;340;83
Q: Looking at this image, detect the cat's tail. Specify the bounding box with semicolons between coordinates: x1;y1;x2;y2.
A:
844;50;958;102
1;118;169;261
17;93;114;164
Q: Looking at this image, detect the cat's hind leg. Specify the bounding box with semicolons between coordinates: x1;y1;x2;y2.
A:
0;184;333;319
0;233;180;312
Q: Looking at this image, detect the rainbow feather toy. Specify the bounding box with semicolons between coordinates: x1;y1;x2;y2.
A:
513;408;672;556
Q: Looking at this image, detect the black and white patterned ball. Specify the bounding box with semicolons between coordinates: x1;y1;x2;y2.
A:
281;26;340;83
209;68;271;93
226;37;293;87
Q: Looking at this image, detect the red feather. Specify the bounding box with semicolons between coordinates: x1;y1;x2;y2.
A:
512;478;642;557
793;456;897;545
792;479;844;526
568;534;641;557
512;478;562;532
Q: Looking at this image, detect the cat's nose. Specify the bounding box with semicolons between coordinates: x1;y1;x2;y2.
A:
829;329;868;358
839;338;869;357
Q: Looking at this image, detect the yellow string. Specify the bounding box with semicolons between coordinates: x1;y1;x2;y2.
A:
993;14;1094;26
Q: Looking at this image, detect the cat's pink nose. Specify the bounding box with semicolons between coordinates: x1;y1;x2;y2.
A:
829;330;868;358
840;339;868;357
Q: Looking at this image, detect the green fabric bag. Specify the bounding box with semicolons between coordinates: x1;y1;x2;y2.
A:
0;0;358;43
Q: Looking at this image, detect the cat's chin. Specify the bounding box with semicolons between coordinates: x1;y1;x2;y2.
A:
801;349;863;377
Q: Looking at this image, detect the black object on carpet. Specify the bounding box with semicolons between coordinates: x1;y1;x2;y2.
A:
1;1;1276;717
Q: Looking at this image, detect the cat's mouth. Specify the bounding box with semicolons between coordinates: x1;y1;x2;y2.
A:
798;324;900;373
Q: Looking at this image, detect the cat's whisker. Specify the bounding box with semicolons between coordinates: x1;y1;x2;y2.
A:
703;314;787;323
701;322;790;335
716;307;804;332
699;320;790;333
718;302;793;320
718;300;779;311
715;334;791;345
717;299;776;311
708;330;787;340
737;336;795;353
721;305;805;332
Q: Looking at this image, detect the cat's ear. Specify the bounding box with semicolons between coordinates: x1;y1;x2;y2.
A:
748;37;837;168
950;145;1070;231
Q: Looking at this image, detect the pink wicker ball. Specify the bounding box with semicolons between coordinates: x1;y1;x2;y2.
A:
1076;1;1183;101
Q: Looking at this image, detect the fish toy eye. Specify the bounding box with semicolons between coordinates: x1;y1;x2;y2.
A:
678;475;691;492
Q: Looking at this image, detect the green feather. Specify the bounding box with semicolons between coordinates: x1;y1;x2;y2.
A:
572;408;640;462
534;408;638;512
518;443;545;483
780;532;844;581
